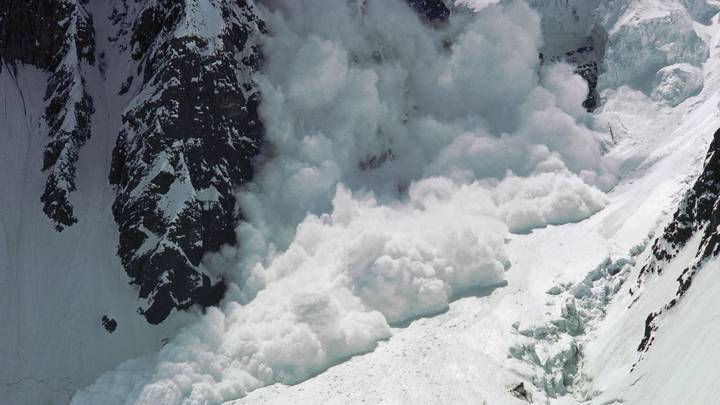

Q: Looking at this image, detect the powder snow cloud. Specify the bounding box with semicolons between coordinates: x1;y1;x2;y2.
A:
73;1;614;403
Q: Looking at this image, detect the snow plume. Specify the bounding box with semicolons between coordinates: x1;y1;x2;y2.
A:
75;180;511;404
73;1;614;403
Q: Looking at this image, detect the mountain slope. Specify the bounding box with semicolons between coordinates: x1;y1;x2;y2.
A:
231;79;717;403
232;1;720;403
106;0;265;324
4;0;720;404
0;1;456;403
0;0;266;403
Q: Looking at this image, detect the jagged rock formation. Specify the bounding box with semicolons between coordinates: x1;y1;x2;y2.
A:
565;36;604;112
539;24;607;112
542;44;602;111
1;0;96;230
0;0;463;330
407;0;450;22
635;127;720;352
1;0;267;324
648;129;720;264
0;0;67;68
41;2;96;231
107;0;266;323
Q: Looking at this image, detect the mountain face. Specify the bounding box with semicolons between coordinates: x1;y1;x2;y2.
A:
1;0;266;324
540;33;605;112
1;0;454;328
106;0;266;324
4;0;720;404
532;1;607;112
647;128;720;269
635;127;720;353
1;0;96;230
407;0;451;22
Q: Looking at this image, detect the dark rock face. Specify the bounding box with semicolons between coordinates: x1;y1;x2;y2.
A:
0;0;69;69
510;382;532;402
41;2;96;230
570;53;600;112
2;0;267;325
633;128;720;353
1;0;96;230
101;315;118;334
107;0;265;324
650;129;720;264
406;0;450;23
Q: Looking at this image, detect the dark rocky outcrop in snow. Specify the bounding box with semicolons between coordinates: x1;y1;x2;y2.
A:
0;0;69;68
511;382;532;402
2;0;267;324
1;0;96;231
108;0;266;324
101;315;118;334
40;2;96;231
634;128;720;353
649;128;720;264
407;0;451;23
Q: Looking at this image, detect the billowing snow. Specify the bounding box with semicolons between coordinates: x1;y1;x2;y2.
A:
4;0;720;404
230;19;720;399
230;0;720;403
71;0;615;403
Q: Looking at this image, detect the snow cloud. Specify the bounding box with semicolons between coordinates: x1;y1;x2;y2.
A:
73;1;614;403
74;182;509;404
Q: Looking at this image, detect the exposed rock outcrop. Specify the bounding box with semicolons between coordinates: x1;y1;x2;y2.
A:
1;0;96;230
635;128;720;353
107;0;266;323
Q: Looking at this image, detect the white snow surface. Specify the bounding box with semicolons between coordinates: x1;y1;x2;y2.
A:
651;62;704;105
0;3;198;404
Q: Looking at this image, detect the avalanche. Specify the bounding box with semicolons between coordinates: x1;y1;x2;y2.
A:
3;0;720;404
72;0;615;403
231;1;720;404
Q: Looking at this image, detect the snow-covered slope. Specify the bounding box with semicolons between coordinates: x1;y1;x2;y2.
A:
5;0;720;404
584;31;720;401
0;56;188;405
0;0;265;403
231;74;719;403
231;1;720;404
